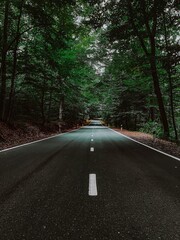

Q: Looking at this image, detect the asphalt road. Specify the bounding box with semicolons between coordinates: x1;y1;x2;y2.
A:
0;120;179;240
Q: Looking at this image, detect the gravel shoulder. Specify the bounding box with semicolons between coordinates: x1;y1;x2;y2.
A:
113;128;180;159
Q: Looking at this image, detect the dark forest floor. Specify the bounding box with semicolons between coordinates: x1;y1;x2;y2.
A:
114;128;180;159
0;122;77;151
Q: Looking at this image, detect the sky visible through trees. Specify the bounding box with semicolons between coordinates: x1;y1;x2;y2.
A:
0;0;179;141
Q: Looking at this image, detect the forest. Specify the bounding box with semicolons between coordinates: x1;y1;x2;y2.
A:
0;0;180;142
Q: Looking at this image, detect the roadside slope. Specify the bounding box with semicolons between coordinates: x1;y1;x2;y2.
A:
0;122;77;151
113;128;180;158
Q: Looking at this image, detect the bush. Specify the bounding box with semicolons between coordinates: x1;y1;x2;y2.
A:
139;121;163;138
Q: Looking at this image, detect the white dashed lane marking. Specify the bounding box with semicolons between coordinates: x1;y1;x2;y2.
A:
88;174;98;196
90;147;94;152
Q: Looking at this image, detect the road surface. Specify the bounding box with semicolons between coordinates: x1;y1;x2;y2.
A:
0;120;179;239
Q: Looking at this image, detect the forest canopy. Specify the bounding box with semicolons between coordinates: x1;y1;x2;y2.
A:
0;0;180;140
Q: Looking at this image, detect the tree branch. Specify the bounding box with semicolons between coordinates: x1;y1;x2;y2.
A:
6;26;34;52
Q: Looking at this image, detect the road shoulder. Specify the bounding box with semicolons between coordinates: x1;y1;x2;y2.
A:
112;128;180;159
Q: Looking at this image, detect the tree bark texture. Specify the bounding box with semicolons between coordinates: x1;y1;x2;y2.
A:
162;11;178;140
0;0;10;121
7;0;24;123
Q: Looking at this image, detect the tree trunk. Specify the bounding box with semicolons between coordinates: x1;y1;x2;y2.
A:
150;107;155;121
0;0;10;121
134;113;137;130
47;80;53;122
41;78;46;126
7;0;24;123
167;69;178;140
58;98;64;133
162;11;178;141
150;53;169;138
41;94;45;126
147;7;169;139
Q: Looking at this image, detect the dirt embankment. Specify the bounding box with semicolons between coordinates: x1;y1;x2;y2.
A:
0;122;77;151
114;128;180;159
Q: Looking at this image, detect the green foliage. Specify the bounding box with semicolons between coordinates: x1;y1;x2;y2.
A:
85;0;180;140
0;0;100;128
139;121;163;138
0;0;179;140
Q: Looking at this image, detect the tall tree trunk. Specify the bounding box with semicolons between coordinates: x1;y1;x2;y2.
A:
150;107;155;121
6;0;24;123
149;4;170;139
134;113;137;130
0;0;10;121
58;97;64;133
47;80;53;122
166;69;178;140
150;52;169;139
41;78;46;126
162;11;178;141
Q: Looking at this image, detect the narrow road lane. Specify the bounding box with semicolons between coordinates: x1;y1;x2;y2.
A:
0;120;179;239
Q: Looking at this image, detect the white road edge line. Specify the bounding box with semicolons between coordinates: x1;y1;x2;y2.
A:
88;174;98;196
90;147;94;152
110;128;180;162
0;128;80;153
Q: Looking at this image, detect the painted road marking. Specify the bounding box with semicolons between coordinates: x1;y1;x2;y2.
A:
91;134;93;137
90;147;94;152
88;174;98;196
91;139;94;142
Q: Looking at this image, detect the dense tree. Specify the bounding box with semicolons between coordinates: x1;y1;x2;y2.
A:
0;0;98;131
86;0;180;140
0;0;179;140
